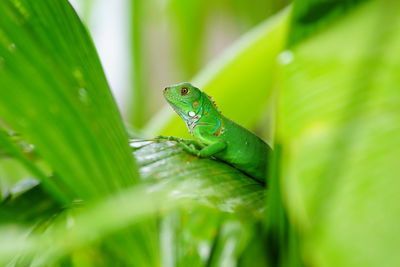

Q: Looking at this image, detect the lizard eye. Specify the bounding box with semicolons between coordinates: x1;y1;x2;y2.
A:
180;87;189;95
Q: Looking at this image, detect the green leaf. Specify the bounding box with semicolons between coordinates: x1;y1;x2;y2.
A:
129;0;147;127
133;140;266;266
288;0;367;46
0;0;139;200
132;140;265;213
0;130;66;202
0;183;168;265
279;0;400;265
0;140;265;264
167;0;208;79
0;0;159;265
0;156;38;200
0;184;62;226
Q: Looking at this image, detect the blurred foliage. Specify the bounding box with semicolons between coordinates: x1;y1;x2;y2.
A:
129;0;146;127
288;0;366;45
279;0;400;266
0;0;399;266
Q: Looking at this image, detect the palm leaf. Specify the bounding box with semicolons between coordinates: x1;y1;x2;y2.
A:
0;0;138;199
0;140;265;264
0;0;158;265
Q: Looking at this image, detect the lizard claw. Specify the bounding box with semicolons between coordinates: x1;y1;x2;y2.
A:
155;135;171;141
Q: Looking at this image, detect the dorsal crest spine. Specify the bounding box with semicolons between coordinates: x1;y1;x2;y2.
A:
205;93;221;113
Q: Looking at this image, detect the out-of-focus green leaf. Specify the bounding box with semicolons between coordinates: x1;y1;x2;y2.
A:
129;0;146;128
0;182;170;265
228;0;288;27
206;220;251;267
167;0;207;79
278;0;400;266
263;144;303;267
145;7;290;140
0;184;62;226
0;158;37;200
0;130;66;202
288;0;366;46
160;208;241;267
0;0;138;199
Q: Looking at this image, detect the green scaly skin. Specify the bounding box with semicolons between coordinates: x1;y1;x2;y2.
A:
161;82;271;183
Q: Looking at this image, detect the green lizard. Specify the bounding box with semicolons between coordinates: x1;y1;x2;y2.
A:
161;82;271;183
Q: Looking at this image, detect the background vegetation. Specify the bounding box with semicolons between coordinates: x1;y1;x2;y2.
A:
0;0;399;266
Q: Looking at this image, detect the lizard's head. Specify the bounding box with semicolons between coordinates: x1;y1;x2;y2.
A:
163;82;203;120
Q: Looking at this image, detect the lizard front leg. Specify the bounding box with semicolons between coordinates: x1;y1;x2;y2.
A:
197;141;226;157
176;140;226;158
155;136;202;154
156;136;198;146
155;135;187;142
155;136;226;158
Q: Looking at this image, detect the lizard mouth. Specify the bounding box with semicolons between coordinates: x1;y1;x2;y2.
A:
164;97;186;116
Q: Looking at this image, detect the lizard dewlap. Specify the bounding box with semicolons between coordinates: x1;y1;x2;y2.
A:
163;82;271;183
